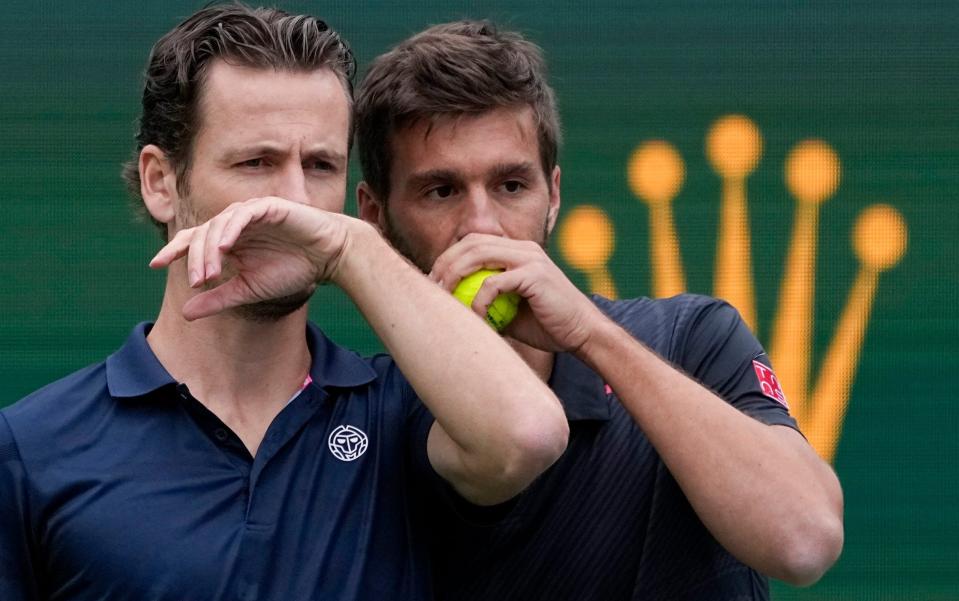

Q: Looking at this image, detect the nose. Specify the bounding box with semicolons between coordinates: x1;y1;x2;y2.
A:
455;188;506;240
274;162;309;205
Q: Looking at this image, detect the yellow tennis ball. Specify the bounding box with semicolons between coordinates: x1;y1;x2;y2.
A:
451;269;520;332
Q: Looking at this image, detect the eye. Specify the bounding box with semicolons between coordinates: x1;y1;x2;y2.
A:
308;159;335;172
238;158;263;168
427;185;455;200
502;180;525;193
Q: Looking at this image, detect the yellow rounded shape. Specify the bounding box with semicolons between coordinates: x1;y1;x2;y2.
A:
452;269;521;332
785;139;841;205
706;114;762;178
852;204;907;271
558;205;615;272
627;140;685;204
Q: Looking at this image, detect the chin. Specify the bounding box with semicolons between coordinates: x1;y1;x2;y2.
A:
234;289;313;323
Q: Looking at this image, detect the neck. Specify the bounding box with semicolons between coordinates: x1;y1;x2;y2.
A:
147;277;312;455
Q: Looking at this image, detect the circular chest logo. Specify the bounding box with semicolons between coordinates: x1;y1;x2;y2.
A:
328;425;369;462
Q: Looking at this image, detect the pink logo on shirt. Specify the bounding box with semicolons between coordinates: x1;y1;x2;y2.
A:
752;360;788;409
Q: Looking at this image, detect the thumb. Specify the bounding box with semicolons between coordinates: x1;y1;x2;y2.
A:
181;278;253;321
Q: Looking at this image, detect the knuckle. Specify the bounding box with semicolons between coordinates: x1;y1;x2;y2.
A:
520;239;541;252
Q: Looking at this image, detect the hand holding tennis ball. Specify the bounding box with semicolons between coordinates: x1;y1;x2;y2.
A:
452;269;521;332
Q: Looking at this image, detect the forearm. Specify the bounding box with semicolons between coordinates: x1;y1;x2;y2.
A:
334;225;568;503
577;317;843;584
148;200;566;502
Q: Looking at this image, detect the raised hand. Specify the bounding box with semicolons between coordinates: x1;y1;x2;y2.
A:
149;197;356;320
429;233;606;353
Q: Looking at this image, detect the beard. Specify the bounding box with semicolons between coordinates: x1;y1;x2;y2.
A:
233;289;313;323
381;208;552;274
176;195;314;323
382;214;434;274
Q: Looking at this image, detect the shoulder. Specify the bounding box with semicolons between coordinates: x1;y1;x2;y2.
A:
304;323;421;423
352;353;420;412
363;353;410;389
4;361;109;428
591;293;735;357
2;361;111;455
670;296;761;365
592;292;726;325
304;322;408;400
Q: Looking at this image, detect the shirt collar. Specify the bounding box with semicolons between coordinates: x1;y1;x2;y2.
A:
304;322;377;390
105;322;175;397
548;351;612;422
106;321;376;399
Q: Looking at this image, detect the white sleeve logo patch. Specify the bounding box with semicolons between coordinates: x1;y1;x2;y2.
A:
328;425;369;461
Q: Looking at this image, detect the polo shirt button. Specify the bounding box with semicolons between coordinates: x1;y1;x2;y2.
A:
214;428;229;442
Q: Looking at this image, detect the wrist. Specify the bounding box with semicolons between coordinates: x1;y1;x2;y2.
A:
327;219;395;289
575;313;632;370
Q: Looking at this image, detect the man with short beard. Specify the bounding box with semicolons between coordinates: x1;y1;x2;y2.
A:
0;7;567;600
355;21;845;600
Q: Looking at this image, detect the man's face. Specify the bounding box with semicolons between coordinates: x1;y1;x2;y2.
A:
176;61;350;320
368;106;560;273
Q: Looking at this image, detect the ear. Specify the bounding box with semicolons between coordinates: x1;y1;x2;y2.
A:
139;144;179;229
545;165;562;235
357;181;387;233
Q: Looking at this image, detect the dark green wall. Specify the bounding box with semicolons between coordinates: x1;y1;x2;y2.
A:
2;2;956;598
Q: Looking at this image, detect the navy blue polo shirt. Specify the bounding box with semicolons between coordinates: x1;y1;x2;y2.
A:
420;294;798;601
0;322;436;600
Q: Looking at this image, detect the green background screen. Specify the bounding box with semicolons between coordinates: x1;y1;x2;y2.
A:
2;2;956;598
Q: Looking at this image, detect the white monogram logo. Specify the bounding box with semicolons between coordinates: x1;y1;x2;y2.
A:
328;425;369;462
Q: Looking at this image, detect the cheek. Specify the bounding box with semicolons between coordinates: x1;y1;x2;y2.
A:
401;214;448;251
505;207;551;245
176;172;244;225
174;195;212;230
307;175;348;211
385;208;455;266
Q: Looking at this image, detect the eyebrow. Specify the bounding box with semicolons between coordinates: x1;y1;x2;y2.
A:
405;169;463;192
302;148;348;168
489;161;538;181
405;161;540;192
221;144;347;166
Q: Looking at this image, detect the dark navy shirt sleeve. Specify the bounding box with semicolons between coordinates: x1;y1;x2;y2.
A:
395;364;461;499
405;400;447;496
674;298;799;431
365;354;445;496
0;414;40;601
394;360;521;524
400;374;439;491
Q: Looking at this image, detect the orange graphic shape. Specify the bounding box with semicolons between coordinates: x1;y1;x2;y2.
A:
558;205;618;299
628;141;686;298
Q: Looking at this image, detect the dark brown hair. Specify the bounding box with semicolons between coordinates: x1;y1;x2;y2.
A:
355;20;561;200
122;2;355;237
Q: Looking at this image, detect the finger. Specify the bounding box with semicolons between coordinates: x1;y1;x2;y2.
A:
202;211;237;281
440;241;539;292
470;269;526;315
430;244;500;291
216;205;258;252
429;237;478;287
186;223;210;288
149;228;195;269
217;197;299;254
180;277;252;321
